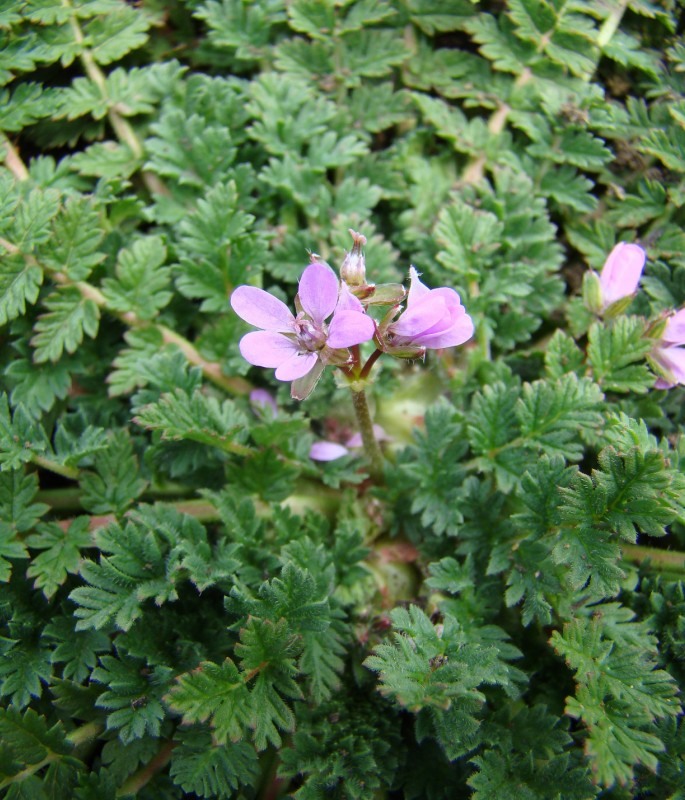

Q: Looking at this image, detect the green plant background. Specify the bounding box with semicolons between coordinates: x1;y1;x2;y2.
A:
1;1;684;798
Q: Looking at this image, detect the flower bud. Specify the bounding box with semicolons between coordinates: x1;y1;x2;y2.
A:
582;271;603;314
340;229;367;286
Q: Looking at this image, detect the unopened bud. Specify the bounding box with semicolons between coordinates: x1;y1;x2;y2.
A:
340;229;367;286
583;271;603;315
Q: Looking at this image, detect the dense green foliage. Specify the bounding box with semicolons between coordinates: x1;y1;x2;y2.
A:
1;0;684;797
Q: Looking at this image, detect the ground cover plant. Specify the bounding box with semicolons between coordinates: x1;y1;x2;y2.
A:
1;0;685;797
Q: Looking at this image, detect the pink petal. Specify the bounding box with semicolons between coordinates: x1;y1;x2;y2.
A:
239;331;299;368
416;313;475;348
599;243;645;308
655;377;675;390
407;266;431;304
653;345;685;386
231;286;294;332
298;262;339;325
250;389;278;416
662;308;685;345
275;350;319;381
391;295;450;338
336;281;365;313
346;425;390;448
327;310;376;348
310;441;349;461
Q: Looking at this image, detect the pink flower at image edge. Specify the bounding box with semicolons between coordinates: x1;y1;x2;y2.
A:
652;308;685;389
230;262;375;383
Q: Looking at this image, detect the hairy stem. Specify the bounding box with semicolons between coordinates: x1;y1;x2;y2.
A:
50;272;251;396
0;721;102;790
350;387;385;482
359;348;383;380
622;543;685;573
32;455;80;481
64;0;168;197
1;135;30;181
116;739;178;796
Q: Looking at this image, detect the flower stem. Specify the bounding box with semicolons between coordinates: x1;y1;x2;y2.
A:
350;387;384;482
622;543;685;574
360;348;383;380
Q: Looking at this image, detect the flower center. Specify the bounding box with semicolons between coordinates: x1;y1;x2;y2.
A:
293;314;327;351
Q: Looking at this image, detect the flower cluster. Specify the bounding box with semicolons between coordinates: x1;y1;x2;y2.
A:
230;232;474;399
584;242;685;389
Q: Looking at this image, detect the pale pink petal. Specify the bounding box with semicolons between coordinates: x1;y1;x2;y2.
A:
346;425;390;448
653;345;685;386
250;389;278;416
599;243;645;308
662;308;685;346
407;266;431;304
392;295;450;338
298;262;339;325
231;286;294;332
275;350;319;381
239;331;298;368
336;281;365;313
327;310;376;348
310;441;349;461
415;314;475;348
655;377;675;390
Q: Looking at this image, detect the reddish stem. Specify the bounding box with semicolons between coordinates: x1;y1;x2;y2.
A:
360;348;383;380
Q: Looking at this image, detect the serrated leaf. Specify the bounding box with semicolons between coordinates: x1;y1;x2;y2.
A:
133;389;251;456
31;287;100;363
0;257;43;325
25;517;92;599
0;395;51;472
169;729;259;799
79;432;146;515
101;236;171;320
587;318;654;393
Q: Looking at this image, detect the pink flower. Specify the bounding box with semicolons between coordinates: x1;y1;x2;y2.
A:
651;308;685;389
598;243;646;309
309;425;391;461
230;263;375;387
383;267;474;355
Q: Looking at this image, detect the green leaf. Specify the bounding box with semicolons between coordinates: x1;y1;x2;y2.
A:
44;615;110;683
39;196;106;281
6;348;73;418
0;708;71;770
587;318;654;393
69;506;209;631
79;432;146;515
25;517;92;599
31;287;100;364
133;389;251;456
552;614;681;788
365;607;522;758
85;4;151;65
0;395;51;472
515;375;603;460
0;470;47;580
169;729;259;799
174;181;263;312
0;636;53;708
0;257;43;326
91;655;170;744
101;236;171;320
166;658;251;744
